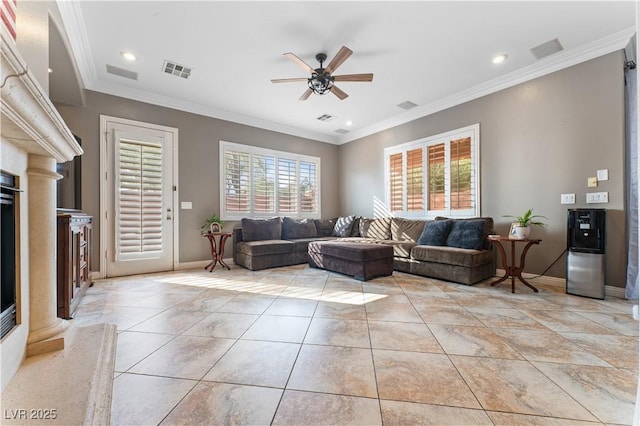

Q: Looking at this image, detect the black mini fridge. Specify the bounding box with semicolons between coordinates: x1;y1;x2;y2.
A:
566;209;606;299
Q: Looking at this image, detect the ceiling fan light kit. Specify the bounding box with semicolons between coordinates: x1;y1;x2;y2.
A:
271;46;374;101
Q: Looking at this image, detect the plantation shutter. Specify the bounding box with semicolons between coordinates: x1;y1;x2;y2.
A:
277;158;297;213
224;150;251;214
253;154;275;213
116;138;163;259
389;153;404;212
428;143;446;211
406;148;424;211
299;161;317;213
450;137;473;211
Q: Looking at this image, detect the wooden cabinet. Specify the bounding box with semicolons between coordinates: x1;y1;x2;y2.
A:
57;210;92;319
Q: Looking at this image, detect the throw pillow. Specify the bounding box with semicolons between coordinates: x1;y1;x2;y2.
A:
314;219;336;237
446;220;486;250
417;220;452;246
350;217;361;237
282;217;317;239
332;215;356;237
241;217;282;242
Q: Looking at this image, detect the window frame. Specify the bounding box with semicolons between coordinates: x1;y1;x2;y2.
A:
384;124;480;218
220;141;321;220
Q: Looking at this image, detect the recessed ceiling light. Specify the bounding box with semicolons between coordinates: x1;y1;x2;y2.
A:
346;120;353;126
492;54;507;64
121;51;137;61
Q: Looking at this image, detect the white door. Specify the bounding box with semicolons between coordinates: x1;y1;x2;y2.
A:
103;117;176;277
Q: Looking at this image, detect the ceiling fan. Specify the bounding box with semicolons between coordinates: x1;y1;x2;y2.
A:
271;46;373;101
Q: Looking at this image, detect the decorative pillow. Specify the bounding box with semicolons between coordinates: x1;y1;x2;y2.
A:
241;217;282;242
332;215;356;237
350;217;361;237
282;217;317;239
417;220;452;246
314;219;336;237
359;217;392;240
445;220;485;250
436;216;493;249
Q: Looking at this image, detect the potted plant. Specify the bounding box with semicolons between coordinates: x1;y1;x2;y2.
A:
201;213;226;234
504;208;547;240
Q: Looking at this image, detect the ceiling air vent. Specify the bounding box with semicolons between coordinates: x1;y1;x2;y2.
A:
106;64;138;80
316;114;335;122
530;38;564;60
335;128;350;134
397;100;418;110
163;60;193;79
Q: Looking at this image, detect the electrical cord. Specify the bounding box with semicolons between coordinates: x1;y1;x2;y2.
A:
528;248;568;279
0;68;29;89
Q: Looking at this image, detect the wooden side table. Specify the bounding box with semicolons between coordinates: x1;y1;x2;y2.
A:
487;235;541;293
203;232;233;271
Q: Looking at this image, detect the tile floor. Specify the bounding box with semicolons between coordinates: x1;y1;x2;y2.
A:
72;264;639;425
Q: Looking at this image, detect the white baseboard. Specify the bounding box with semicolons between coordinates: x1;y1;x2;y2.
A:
495;269;626;299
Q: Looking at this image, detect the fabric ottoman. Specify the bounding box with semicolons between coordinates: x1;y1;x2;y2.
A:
307;241;394;281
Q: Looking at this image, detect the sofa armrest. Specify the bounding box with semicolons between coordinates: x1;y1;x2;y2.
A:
233;227;243;265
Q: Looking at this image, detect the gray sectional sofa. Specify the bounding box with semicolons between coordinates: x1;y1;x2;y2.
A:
232;215;496;285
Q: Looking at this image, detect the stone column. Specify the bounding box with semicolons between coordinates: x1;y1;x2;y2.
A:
26;154;67;355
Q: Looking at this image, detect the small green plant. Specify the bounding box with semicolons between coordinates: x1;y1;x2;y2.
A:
201;213;226;232
504;208;547;227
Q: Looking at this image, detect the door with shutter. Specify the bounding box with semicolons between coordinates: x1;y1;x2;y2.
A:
103;118;175;277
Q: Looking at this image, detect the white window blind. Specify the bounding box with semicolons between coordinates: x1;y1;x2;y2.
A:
220;141;321;219
385;124;479;218
116;139;163;258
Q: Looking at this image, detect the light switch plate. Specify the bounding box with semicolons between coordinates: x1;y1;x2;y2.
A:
560;193;575;204
597;169;609;181
586;192;608;204
587;177;598;188
180;201;193;209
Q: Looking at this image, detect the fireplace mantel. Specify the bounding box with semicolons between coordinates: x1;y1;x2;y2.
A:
1;30;82;162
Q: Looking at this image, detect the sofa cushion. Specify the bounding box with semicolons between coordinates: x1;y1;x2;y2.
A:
350;217;361;237
411;245;493;267
417;220;452;246
241;217;282;242
359;217;391;240
308;241;393;262
282;217;317;239
314;219;336;237
236;239;294;256
391;218;427;242
436;216;494;249
446;220;486;250
333;215;356;237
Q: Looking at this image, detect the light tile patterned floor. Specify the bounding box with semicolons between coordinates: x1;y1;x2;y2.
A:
73;264;639;425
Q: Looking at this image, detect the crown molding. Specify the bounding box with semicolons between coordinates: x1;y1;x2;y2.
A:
338;26;637;145
87;79;339;144
56;0;97;87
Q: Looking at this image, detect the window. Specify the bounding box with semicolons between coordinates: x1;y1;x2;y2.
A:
221;141;321;219
384;124;479;218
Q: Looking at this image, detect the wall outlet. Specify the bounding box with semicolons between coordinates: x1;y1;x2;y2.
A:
180;201;193;209
587;177;598;188
586;192;608;204
560;193;575;204
597;169;609;181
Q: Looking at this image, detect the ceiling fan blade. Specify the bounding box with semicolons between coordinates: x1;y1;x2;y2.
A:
325;46;353;74
333;73;374;82
283;52;315;74
271;77;309;83
330;85;349;100
299;88;313;101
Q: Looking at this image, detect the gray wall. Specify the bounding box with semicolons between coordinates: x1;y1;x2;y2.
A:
55;91;340;269
338;51;627;287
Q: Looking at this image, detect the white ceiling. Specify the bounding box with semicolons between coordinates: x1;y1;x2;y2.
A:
55;1;635;145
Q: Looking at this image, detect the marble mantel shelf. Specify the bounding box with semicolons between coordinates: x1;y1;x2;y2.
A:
1;29;81;162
